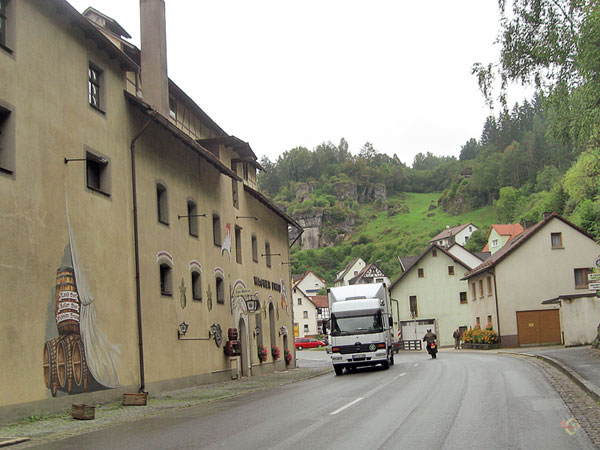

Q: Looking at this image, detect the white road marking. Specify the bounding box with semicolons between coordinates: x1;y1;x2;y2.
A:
330;397;364;415
414;363;419;367
393;373;407;380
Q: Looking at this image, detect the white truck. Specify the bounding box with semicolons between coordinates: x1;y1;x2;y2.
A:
325;283;394;375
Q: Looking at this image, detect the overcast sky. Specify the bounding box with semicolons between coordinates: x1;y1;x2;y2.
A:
68;0;530;166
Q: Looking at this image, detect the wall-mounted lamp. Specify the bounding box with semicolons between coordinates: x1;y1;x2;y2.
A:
177;213;206;220
64;156;107;165
178;321;189;338
244;297;260;313
279;326;288;336
253;327;261;337
236;216;259;221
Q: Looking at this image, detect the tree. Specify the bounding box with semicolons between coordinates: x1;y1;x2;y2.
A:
464;229;488;253
459;138;481;161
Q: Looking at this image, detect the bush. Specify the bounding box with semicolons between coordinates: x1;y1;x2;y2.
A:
462;324;498;344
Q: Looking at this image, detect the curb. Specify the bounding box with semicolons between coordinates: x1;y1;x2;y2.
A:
0;438;29;448
503;351;600;403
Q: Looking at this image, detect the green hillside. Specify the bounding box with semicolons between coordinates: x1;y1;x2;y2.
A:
290;192;496;284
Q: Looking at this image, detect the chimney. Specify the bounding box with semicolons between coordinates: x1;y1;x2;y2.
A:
140;0;169;117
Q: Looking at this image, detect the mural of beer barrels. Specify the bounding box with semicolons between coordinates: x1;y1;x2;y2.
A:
43;340;59;397
56;339;68;390
72;338;85;388
55;267;80;335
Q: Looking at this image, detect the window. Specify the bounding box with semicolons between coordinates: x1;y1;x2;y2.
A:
213;214;221;247
252;234;258;262
478;279;483;297
159;264;172;296
88;63;103;111
432;249;437;257
297;298;302;306
487;276;492;295
191;271;202;301
471;282;477;301
418;268;424;278
304;324;309;333
575;268;593;289
476;317;481;326
232;179;239;209
187;201;198;237
487;315;493;326
169;96;177;119
491;239;498;248
86;152;110;195
265;241;271;268
409;295;418;317
0;103;15;173
235;226;242;264
243;163;249;181
448;266;455;276
551;232;563;249
0;0;6;48
156;183;168;225
303;311;308;319
459;292;467;304
216;276;224;304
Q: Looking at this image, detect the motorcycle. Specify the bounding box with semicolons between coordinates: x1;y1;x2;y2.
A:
426;341;438;359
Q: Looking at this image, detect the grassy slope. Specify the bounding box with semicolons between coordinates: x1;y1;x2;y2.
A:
292;192;497;283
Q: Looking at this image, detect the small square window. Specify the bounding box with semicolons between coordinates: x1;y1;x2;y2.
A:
574;268;592;289
432;249;437;257
216;276;225;304
252;235;258;263
265;242;271;268
86;152;110;195
303;324;309;333
471;283;477;301
160;264;172;296
232;179;239;209
492;239;498;248
187;201;198;237
0;1;8;48
0;103;15;173
448;266;455;276
476;317;481;326
409;295;418;317
551;233;563;249
303;311;308;319
418;268;424;278
487;276;493;295
459;292;467;304
297;298;302;306
235;226;242;264
157;183;169;225
478;279;483;297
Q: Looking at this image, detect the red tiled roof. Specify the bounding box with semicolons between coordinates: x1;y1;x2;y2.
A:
482;223;524;252
310;295;328;308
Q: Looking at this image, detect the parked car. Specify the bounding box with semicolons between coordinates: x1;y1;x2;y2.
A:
295;337;326;350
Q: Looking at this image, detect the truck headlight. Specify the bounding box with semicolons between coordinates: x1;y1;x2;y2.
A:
375;351;387;357
331;356;343;361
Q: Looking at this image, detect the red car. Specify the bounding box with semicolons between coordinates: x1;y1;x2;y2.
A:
295;337;326;350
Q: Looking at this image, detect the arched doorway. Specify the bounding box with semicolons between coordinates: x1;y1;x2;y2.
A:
238;317;248;377
269;302;276;351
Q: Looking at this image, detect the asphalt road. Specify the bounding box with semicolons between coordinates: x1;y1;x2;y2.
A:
29;351;596;450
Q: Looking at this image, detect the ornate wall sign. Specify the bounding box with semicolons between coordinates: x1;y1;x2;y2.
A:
206;285;213;311
179;278;187;309
210;323;223;347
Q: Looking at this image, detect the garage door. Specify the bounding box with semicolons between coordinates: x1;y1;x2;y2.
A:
516;310;561;346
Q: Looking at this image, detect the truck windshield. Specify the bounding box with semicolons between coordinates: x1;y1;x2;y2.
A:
330;311;383;336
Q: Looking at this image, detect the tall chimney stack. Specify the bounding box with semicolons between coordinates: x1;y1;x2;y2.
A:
140;0;169;117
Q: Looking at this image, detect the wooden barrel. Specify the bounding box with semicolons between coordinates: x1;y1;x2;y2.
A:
72;338;85;388
55;267;80;335
55;339;68;389
43;338;59;397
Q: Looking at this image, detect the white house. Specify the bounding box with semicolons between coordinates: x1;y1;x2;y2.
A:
482;223;524;255
463;213;600;347
292;271;327;337
294;270;326;295
390;244;473;347
430;223;478;248
334;258;366;286
446;243;488;270
348;262;390;286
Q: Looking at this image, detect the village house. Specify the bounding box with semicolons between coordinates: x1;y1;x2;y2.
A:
0;0;301;422
292;271;327;336
462;213;600;347
482;223;524;255
333;257;367;286
390;244;480;347
430;223;478;248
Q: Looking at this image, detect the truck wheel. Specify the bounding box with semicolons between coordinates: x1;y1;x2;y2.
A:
381;360;390;370
334;366;343;376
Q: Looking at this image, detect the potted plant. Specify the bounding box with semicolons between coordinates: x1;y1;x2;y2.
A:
284;349;292;365
257;345;268;362
271;345;280;360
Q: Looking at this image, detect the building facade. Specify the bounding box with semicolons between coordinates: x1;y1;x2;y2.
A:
0;0;300;422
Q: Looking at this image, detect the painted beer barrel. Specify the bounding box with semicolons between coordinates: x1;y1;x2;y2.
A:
72;338;86;388
55;267;80;335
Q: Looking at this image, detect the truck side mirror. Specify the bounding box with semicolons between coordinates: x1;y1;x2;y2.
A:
389;317;393;327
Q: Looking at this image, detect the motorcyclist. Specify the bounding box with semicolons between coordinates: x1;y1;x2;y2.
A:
422;329;438;358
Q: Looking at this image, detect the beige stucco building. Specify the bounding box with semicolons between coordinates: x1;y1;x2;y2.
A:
390;244;474;347
0;0;300;422
464;214;600;347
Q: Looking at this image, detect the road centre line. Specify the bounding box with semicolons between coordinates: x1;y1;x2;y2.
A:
414;363;419;367
330;397;364;415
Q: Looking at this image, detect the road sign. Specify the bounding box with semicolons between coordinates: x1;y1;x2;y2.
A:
589;273;600;281
595;256;600;268
589;282;600;290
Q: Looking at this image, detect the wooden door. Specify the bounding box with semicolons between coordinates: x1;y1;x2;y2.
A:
516;310;561;346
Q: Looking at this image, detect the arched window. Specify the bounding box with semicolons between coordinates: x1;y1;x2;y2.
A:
157;183;169;225
191;270;202;300
216;275;224;304
159;263;172;296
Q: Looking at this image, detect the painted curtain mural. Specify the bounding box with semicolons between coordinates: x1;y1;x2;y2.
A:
43;205;122;396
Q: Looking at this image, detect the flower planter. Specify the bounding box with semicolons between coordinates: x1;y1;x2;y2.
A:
462;343;501;350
